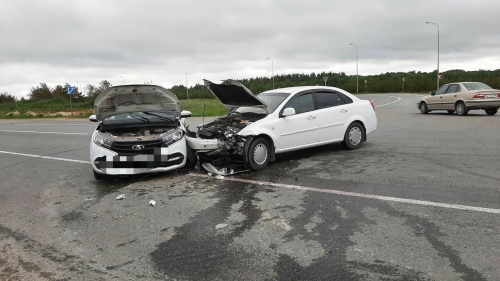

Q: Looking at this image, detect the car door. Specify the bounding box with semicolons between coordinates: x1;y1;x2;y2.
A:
314;91;353;142
427;85;449;110
442;84;460;110
274;92;319;150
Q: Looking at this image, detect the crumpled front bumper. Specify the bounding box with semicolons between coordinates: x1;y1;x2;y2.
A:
90;138;187;175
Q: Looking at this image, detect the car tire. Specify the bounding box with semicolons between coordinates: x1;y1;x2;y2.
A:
93;169;108;180
343;122;364;150
485;108;498;116
447;110;455;114
184;147;198;169
419;102;429;114
245;138;270;171
456;102;468;116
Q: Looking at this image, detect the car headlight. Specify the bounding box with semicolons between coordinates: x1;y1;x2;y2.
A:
93;132;114;148
161;128;184;146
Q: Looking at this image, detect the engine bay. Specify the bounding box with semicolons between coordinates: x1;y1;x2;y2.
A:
101;127;174;142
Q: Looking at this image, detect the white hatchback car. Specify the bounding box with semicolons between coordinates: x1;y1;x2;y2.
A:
89;85;195;180
186;80;377;174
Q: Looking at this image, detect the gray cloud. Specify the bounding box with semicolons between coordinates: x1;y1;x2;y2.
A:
1;0;500;98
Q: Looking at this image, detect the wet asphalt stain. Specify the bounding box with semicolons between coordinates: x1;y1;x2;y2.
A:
150;181;263;280
0;223;107;278
379;204;487;281
273;191;432;281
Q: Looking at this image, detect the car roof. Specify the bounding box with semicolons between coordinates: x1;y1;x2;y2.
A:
261;86;349;95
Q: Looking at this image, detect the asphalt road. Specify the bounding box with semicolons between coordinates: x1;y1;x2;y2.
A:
1;94;499;281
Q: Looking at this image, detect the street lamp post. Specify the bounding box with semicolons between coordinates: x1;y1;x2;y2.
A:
350;43;358;94
266;58;274;89
425;21;440;90
120;76;125;84
181;68;189;99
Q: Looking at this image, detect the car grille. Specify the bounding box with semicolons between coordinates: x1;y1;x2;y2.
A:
110;139;163;155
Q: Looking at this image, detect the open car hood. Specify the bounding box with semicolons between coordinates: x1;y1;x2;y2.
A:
94;85;181;121
204;79;267;112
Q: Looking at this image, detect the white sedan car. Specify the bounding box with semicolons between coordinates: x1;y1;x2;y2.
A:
89;85;195;180
186;80;377;174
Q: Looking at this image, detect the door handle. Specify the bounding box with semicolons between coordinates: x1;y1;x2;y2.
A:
341;109;348;113
440;97;443;98
454;95;457;97
307;115;316;120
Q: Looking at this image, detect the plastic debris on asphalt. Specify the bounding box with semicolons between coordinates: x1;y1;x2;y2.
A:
84;198;94;201
215;223;228;229
207;173;213;177
115;194;125;200
149;200;156;206
215;175;224;180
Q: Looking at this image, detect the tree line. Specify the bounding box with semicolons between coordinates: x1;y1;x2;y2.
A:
1;69;500;104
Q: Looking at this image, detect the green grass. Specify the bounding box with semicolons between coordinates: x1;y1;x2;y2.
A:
180;99;226;117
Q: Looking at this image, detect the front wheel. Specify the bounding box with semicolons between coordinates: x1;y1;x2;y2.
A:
485;108;498;116
245;138;271;171
419;102;429;114
456;102;468;116
343;123;364;150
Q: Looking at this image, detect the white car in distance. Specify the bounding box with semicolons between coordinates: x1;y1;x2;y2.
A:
186;80;377;174
89;85;195;180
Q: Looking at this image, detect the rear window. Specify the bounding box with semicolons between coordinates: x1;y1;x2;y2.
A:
463;83;492;91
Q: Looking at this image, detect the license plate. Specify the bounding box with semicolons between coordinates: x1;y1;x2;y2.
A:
485;94;497;98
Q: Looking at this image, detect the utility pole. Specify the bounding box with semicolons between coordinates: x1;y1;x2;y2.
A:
181;68;189;99
266;58;274;89
350;43;359;93
425;22;440;90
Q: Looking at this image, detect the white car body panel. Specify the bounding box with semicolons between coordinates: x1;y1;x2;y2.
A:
187;84;377;162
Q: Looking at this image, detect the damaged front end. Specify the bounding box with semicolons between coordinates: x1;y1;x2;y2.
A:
186;113;264;175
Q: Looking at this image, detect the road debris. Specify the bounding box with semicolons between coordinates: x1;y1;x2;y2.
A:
84;197;95;201
168;183;175;188
215;175;225;180
115;194;125;200
149;200;156;206
215;223;228;230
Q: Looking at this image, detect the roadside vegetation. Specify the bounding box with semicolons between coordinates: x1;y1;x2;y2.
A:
1;69;499;118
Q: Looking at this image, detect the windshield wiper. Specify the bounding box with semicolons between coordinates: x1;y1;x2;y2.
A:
143;112;173;122
130;112;149;123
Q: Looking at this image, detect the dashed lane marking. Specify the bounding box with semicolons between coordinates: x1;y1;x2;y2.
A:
0;150;90;164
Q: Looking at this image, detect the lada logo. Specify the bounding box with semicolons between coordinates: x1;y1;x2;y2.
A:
132;145;145;150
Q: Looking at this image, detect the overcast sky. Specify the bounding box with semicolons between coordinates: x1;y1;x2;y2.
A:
1;0;499;98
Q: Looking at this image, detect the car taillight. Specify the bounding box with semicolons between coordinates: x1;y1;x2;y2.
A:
370;100;375;110
473;94;485;99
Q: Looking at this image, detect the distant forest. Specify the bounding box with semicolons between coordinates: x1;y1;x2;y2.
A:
1;69;500;104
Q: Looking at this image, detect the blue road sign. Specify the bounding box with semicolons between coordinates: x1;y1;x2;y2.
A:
67;86;75;95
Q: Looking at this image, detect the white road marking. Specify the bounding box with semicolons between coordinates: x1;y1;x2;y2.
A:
0;151;90;164
0;130;87;135
2;148;498;215
375;96;402;108
194;174;500;215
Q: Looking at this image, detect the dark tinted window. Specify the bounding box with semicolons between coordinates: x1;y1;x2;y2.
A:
435;85;449;95
446;84;459;93
315;92;345;109
286;93;314;114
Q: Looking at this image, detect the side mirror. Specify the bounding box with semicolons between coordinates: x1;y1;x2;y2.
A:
181;110;192;118
430;91;435;96
282;107;296;117
89;115;98;122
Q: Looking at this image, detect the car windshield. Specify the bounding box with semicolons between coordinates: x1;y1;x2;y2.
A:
463;82;492;91
233;93;290;114
103;112;176;125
